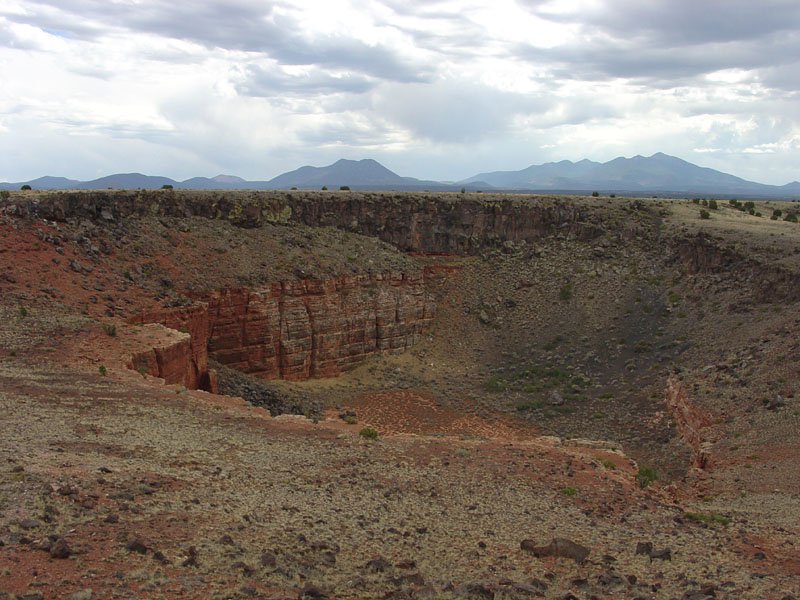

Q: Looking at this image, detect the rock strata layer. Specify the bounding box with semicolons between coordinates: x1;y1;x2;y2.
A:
130;272;434;386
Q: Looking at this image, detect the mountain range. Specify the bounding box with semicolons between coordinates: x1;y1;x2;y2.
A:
3;154;799;198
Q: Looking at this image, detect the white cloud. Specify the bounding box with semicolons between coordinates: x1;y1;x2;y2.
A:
1;0;800;184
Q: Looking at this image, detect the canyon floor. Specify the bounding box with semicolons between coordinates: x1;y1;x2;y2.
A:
1;190;799;600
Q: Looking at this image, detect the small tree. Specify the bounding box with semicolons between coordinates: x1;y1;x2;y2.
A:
339;185;350;191
161;184;173;190
591;191;599;197
700;209;711;219
708;199;718;210
20;184;31;190
321;186;328;190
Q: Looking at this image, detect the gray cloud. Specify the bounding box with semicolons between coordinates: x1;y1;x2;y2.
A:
371;81;549;143
5;0;430;83
236;64;377;97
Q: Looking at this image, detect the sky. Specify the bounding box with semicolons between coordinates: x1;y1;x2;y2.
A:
1;0;799;184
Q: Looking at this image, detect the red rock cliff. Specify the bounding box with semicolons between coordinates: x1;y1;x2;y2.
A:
206;272;434;381
130;272;435;386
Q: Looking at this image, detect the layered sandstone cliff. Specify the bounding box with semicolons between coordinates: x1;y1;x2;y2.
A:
129;272;434;386
127;304;214;390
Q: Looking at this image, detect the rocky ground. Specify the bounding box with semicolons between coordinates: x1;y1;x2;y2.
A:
0;191;799;599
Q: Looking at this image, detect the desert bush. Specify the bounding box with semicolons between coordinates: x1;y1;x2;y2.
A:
102;323;116;337
685;511;729;526
692;198;700;204
98;364;107;376
460;187;466;193
559;282;573;301
0;190;9;200
484;375;507;393
773;208;783;218
700;209;710;219
708;199;718;209
343;415;357;424
161;184;173;190
321;186;328;190
591;191;599;197
560;486;577;496
339;185;350;191
702;199;708;206
785;213;799;223
20;184;31;190
609;193;616;197
359;427;378;440
636;466;658;488
599;458;616;469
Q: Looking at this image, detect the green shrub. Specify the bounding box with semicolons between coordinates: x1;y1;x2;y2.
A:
773;208;783;218
699;209;710;219
20;184;32;190
18;306;27;318
785;213;799;223
98;364;107;376
560;486;577;496
702;198;708;206
599;458;616;469
685;511;729;526
636;466;658;488
359;427;378;440
708;199;718;210
339;185;350;191
161;184;173;190
101;323;116;337
609;193;616;198
321;186;328;190
559;282;573;301
460;187;466;194
484;375;507;393
0;190;9;200
591;191;599;197
343;415;357;425
692;198;700;204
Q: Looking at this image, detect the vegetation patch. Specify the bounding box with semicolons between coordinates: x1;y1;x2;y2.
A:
685;511;730;526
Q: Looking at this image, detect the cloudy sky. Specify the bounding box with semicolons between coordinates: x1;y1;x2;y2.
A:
2;0;799;184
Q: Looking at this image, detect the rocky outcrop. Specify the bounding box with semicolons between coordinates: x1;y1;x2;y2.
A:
205;272;434;381
665;375;712;469
130;272;435;385
677;232;800;302
17;189;602;254
128;304;213;391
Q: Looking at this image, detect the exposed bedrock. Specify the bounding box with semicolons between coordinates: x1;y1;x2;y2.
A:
17;189;602;253
664;374;712;470
677;232;800;302
129;272;434;386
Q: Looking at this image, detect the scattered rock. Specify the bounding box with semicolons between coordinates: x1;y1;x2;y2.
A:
650;548;672;562
69;589;93;600
635;541;653;556
455;581;494;598
19;518;40;530
520;537;590;564
49;538;72;559
124;539;148;554
298;583;329;599
366;556;391;572
260;551;277;567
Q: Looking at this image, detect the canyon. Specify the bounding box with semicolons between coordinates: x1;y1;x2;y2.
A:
1;189;799;599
